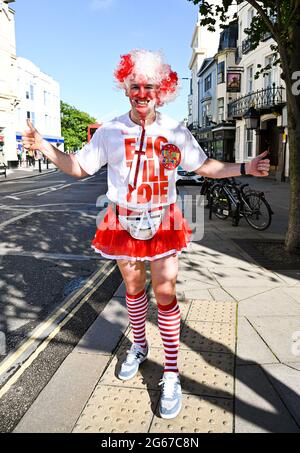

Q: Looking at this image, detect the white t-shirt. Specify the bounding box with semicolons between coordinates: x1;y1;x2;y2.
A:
75;112;208;210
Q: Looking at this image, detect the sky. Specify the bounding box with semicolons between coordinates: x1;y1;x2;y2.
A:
13;0;200;123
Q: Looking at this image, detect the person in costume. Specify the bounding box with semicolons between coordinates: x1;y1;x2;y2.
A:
22;49;270;420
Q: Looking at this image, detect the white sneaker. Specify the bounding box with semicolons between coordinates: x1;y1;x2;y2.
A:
159;372;182;419
118;343;149;381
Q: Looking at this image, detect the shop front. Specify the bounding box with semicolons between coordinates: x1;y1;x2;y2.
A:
195;125;235;162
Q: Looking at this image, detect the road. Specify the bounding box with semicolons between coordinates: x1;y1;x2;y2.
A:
0;167;122;368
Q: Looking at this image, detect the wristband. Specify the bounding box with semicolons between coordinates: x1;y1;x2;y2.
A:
240;162;246;175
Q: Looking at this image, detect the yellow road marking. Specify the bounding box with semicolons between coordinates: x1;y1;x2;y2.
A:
0;261;116;392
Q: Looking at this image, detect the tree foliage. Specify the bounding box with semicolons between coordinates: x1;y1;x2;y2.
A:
61;101;97;152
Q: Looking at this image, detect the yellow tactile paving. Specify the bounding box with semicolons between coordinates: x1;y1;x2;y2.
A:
181;320;236;353
150;394;233;433
187;299;237;324
178;349;234;398
73;298;236;433
73;386;159;433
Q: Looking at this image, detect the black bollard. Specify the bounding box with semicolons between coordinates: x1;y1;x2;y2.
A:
38;159;42;173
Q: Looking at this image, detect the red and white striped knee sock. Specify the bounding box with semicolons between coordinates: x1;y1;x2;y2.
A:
158;297;181;373
126;289;148;349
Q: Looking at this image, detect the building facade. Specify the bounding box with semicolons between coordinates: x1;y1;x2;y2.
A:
15;57;64;158
228;1;287;178
188;2;288;177
0;0;18;166
197;20;239;162
188;9;222;129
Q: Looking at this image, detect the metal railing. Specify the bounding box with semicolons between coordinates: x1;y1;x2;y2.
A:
228;84;285;118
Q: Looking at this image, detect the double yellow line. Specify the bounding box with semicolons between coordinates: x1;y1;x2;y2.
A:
0;261;116;399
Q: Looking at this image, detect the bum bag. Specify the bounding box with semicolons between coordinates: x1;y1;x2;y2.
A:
115;204;168;241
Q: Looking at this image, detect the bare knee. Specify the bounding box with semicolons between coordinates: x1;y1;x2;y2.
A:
152;281;176;306
125;280;146;296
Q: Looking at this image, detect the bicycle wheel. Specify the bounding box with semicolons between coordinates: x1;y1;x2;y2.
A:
243;191;272;230
210;185;231;220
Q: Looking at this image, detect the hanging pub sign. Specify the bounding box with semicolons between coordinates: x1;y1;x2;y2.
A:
227;72;241;93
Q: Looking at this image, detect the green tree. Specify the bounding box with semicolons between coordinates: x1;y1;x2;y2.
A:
61;101;97;152
188;0;300;254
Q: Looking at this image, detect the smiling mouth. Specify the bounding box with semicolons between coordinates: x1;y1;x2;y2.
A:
134;100;150;106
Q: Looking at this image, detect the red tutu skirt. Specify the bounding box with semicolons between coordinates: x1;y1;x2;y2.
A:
91;203;192;261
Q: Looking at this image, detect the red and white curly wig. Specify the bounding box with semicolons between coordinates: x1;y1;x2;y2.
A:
114;49;179;107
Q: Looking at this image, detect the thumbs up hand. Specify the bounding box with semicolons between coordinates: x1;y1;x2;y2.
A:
22;120;44;152
247;150;270;177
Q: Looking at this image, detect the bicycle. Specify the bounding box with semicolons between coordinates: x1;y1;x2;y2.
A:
201;177;274;231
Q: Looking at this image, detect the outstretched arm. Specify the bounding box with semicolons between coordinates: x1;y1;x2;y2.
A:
195;151;270;179
22;120;89;179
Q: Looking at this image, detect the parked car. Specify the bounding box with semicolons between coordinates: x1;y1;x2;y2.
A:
176;165;204;185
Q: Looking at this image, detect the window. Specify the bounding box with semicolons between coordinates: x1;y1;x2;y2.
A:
204;74;212;92
217;62;225;84
26;91;30;100
217;98;224;123
30;84;34;101
247;65;254;92
264;55;277;89
31;112;35;126
245;129;254;158
247;8;255;27
27;111;31;119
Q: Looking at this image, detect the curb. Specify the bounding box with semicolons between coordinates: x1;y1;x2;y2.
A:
0;168;58;183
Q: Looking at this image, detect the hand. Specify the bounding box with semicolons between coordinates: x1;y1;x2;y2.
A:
247;150;270;177
22;120;44;152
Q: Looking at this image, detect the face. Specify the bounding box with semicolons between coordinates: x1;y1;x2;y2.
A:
126;79;159;123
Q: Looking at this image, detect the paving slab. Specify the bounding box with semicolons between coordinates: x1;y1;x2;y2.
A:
223;286;276;301
285;362;300;371
187;299;236;324
248;316;300;363
72;385;159;433
236;317;278;365
14;352;109;433
262;363;300;426
74;297;129;355
99;339;164;391
208;288;236;303
150;395;233;433
235;365;300;433
178;349;234;398
238;289;300;317
100;342;234;399
211;267;285;288
282;286;300;304
181;320;235;354
273;271;300;286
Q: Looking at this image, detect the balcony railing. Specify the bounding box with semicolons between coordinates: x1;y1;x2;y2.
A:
228;84;285;119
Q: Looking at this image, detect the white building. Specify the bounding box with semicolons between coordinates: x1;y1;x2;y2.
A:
0;0;18;166
188;1;237;129
15;57;64;155
229;1;287;178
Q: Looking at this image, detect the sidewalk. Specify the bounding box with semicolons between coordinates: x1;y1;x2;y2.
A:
0;162;57;182
13;178;300;433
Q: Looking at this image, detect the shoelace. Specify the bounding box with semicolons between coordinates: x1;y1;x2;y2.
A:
125;347;145;364
158;377;178;399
